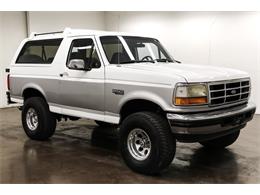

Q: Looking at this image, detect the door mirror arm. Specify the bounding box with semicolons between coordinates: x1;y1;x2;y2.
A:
84;61;92;71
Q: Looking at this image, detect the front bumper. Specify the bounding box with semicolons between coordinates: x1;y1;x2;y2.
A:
167;102;256;142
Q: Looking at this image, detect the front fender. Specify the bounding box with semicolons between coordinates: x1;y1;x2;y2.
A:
118;90;172;112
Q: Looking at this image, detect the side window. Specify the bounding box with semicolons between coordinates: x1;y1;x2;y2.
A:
100;36;130;64
67;38;101;70
16;39;62;64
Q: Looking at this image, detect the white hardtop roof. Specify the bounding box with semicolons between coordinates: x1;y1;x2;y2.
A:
29;28;144;40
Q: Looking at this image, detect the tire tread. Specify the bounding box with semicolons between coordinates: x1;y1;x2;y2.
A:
22;97;56;140
119;111;176;174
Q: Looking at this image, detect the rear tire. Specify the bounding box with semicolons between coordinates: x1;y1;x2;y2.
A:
119;112;176;175
22;97;56;140
199;130;240;149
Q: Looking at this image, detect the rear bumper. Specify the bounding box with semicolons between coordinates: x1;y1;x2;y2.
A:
6;91;16;104
167;102;256;142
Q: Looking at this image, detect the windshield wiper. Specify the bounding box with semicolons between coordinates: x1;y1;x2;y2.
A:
156;59;173;62
137;60;155;63
119;60;155;64
119;60;137;64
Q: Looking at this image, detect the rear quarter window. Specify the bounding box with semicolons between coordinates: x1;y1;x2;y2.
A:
16;39;63;64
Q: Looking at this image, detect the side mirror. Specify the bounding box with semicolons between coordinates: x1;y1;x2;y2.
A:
68;59;86;70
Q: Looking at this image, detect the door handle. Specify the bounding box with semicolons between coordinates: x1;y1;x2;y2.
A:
59;72;69;77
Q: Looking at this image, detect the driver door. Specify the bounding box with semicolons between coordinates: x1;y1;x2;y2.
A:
59;36;105;119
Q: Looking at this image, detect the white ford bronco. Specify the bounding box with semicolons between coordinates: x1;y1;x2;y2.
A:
6;28;256;175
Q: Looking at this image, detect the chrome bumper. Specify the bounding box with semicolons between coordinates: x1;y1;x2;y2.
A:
167;102;256;137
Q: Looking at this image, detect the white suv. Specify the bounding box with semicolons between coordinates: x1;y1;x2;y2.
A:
6;28;256;175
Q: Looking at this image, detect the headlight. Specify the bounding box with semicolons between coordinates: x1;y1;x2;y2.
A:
174;84;208;106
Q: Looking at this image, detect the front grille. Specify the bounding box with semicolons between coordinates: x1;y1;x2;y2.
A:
209;79;250;106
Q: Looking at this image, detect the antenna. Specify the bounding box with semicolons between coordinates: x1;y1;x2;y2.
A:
34;31;64;36
28;28;71;38
28;28;72;39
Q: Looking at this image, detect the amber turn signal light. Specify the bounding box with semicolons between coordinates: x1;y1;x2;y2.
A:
175;97;207;105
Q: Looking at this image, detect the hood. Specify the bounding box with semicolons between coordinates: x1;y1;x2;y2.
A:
122;62;249;83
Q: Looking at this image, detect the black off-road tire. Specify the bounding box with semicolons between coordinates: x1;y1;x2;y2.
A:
95;120;115;127
22;97;57;141
119;112;176;175
199;130;240;149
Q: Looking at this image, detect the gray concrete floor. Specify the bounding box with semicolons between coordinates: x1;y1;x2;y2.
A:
0;107;260;183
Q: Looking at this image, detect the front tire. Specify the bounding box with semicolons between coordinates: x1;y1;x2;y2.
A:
200;130;240;149
22;97;56;141
119;112;176;175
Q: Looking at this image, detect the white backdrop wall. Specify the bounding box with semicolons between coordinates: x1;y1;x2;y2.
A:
105;12;260;114
0;12;27;108
27;12;105;33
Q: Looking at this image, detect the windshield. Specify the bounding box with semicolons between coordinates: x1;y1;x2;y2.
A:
100;36;174;64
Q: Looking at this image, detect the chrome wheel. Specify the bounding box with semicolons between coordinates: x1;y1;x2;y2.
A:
26;108;38;131
127;128;151;161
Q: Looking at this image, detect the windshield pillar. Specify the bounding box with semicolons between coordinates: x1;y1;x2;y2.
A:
146;43;156;61
118;36;135;61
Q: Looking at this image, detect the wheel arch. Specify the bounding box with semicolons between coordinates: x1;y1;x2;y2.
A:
22;85;47;102
119;99;165;123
